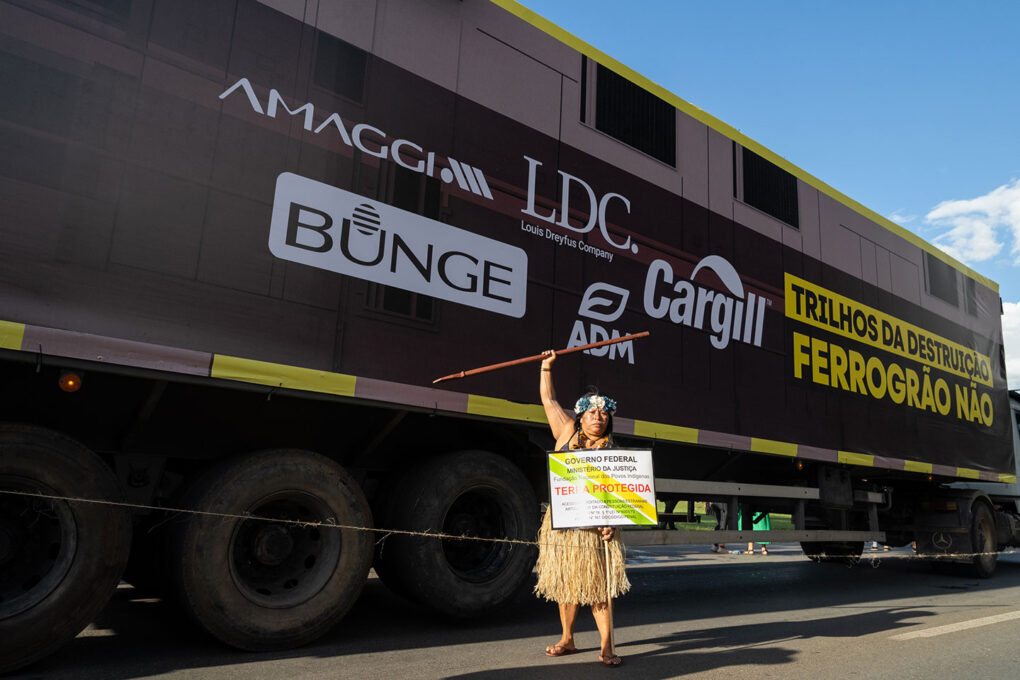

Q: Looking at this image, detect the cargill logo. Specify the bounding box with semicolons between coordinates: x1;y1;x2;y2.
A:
269;173;527;318
642;255;767;350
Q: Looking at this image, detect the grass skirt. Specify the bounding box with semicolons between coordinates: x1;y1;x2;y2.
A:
533;507;630;605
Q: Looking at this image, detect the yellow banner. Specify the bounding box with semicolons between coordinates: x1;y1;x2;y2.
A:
785;274;992;387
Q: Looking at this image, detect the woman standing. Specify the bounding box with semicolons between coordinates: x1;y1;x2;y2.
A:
742;510;771;555
534;350;629;668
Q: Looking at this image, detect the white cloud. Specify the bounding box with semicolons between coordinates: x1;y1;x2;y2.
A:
1002;301;1020;390
925;179;1020;264
930;216;1002;262
924;181;1020;389
888;210;916;224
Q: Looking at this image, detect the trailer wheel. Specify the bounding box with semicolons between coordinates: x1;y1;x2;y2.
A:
169;450;372;650
969;502;997;578
0;425;131;675
378;450;538;617
800;541;863;566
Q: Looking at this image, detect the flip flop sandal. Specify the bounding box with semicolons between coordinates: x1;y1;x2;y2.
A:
598;654;623;667
545;644;579;657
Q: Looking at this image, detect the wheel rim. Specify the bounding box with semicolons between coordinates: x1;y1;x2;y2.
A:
440;486;515;584
0;477;78;619
974;509;996;571
229;491;342;609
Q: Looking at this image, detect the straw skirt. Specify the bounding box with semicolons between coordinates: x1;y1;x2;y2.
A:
533;507;630;605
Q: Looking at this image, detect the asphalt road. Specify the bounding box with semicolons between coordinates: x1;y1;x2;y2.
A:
13;544;1020;679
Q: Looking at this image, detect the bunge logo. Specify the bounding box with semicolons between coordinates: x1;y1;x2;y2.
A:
643;255;766;350
270;173;527;318
219;78;495;201
353;204;380;235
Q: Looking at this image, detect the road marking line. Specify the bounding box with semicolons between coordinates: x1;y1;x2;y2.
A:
891;610;1020;640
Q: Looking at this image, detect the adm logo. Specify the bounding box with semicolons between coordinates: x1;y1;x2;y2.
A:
567;283;635;364
270;173;527;318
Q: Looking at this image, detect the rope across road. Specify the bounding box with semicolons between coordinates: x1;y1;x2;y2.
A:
1;487;1013;562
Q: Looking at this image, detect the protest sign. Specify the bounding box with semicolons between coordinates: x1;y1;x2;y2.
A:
547;449;657;529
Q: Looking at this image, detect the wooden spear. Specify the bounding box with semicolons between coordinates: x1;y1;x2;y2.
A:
432;331;650;384
604;539;616;661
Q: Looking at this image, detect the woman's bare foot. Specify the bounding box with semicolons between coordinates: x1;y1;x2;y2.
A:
598;653;622;667
545;642;578;657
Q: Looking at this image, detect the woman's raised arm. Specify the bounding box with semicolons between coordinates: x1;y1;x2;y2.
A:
539;350;575;443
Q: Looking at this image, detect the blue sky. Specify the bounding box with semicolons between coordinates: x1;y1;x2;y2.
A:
519;0;1020;386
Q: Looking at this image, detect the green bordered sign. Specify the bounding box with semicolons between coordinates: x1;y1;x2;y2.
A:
548;449;657;529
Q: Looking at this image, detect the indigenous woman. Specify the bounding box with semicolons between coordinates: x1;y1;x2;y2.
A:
535;349;629;668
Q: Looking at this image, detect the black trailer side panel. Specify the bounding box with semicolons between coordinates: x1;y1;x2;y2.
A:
0;0;1011;475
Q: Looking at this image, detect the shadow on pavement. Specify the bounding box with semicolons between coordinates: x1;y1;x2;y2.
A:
445;606;933;680
16;549;1020;679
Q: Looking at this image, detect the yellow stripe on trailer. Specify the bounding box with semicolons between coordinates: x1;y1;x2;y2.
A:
838;451;875;467
751;438;798;457
956;467;981;480
0;321;25;351
211;355;356;396
633;420;698;443
466;394;546;422
904;460;934;474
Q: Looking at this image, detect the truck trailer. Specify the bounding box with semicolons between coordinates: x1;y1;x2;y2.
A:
2;0;1020;673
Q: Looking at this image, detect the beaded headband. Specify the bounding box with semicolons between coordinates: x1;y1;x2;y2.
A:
574;394;617;415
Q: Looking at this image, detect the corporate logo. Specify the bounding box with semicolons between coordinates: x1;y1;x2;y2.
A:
219;78;494;200
644;255;767;350
567;283;635;364
223;78;765;335
219;78;639;258
565;254;768;364
270;173;527;317
520;156;637;259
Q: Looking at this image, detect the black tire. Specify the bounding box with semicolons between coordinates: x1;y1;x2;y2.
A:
0;424;131;675
969;502;997;578
800;541;863;566
169;450;373;650
377;450;538;617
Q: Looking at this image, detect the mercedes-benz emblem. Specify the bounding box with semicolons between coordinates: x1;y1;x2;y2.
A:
932;532;952;551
